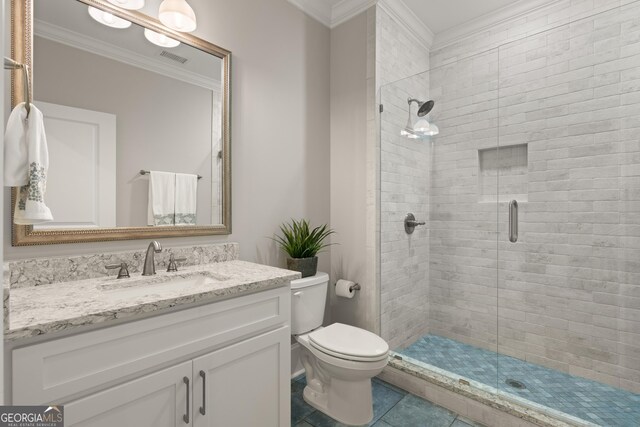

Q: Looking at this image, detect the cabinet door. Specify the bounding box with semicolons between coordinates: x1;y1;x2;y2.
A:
64;361;192;427
193;326;290;427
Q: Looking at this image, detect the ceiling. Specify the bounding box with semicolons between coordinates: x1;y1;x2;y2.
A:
402;0;523;34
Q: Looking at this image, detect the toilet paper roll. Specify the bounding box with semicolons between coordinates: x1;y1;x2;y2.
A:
335;280;356;298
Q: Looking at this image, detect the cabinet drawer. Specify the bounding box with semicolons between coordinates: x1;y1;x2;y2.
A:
13;286;290;404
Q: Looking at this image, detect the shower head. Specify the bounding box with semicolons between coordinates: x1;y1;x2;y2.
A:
418;100;434;116
401;97;439;139
408;98;435;117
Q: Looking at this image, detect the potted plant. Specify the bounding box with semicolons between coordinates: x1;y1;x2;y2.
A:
273;219;335;278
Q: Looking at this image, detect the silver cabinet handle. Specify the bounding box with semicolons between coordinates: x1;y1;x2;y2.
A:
509;200;518;243
183;376;190;424
199;370;206;415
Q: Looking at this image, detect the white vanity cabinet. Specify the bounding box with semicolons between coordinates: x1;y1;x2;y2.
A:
192;327;290;427
63;361;192;427
8;286;291;427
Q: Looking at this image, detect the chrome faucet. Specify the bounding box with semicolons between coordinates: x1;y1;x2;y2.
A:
142;241;162;276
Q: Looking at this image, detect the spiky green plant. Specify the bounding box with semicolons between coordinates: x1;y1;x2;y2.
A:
273;219;335;258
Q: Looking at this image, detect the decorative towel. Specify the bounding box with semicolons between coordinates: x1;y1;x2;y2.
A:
4;102;53;224
174;173;197;225
147;171;175;226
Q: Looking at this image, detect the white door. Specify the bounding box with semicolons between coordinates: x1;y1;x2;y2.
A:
192;327;290;427
63;361;191;427
36;101;116;229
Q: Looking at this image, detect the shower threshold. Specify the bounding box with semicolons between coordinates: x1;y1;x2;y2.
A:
389;335;640;427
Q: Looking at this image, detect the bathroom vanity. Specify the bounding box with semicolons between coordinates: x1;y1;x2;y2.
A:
4;245;298;427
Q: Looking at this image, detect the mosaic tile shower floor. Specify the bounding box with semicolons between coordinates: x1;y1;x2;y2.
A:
292;375;484;427
399;335;640;427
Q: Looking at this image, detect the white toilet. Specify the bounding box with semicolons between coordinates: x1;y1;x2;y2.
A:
291;272;389;426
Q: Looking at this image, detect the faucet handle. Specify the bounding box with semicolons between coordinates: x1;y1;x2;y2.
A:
167;254;187;272
106;262;130;279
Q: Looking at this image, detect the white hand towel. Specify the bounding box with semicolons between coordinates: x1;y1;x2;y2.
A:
147;171;175;226
4;102;53;224
174;173;197;225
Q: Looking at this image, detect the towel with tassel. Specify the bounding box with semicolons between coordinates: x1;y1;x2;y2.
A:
4;102;53;224
174;173;197;225
147;171;175;226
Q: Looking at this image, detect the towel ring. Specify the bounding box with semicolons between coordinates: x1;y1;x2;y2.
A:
4;57;30;118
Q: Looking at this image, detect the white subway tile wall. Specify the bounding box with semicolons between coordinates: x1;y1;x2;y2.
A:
377;7;431;350
427;47;501;353
380;0;640;394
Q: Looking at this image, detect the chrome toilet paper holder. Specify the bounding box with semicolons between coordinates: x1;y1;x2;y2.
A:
334;281;361;292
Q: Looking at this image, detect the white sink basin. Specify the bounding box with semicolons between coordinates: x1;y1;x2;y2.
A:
99;270;231;294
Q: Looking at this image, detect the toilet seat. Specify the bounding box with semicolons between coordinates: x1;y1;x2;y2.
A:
308;323;389;362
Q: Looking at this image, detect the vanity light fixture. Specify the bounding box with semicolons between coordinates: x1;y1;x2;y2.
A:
88;6;132;29
144;28;180;48
158;0;197;32
107;0;145;10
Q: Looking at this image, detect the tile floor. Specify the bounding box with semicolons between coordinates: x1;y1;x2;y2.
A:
400;335;640;427
291;375;483;427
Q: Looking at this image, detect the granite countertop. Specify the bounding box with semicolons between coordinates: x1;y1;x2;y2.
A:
5;260;299;341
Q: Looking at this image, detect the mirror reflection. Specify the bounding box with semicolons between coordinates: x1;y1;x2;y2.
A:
31;0;224;229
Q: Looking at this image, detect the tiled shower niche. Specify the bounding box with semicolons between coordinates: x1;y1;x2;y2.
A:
478;144;528;203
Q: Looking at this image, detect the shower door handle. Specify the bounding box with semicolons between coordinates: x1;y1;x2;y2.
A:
509;200;518;243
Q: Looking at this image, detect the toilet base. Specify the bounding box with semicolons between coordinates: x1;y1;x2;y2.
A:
303;377;374;426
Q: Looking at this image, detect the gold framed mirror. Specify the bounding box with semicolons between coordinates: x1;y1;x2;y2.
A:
9;0;231;246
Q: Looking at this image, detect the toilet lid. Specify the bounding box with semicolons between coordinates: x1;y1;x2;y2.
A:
309;323;389;361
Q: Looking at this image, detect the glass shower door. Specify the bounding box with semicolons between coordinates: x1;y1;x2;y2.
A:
496;3;640;425
379;47;501;395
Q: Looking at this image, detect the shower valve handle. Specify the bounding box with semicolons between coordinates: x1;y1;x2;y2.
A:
404;213;425;234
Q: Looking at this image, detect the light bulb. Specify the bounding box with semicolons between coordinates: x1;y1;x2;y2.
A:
159;0;197;32
144;28;181;48
88;6;132;29
103;12;115;24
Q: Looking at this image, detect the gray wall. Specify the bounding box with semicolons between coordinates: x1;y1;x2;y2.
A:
34;36;216;226
5;0;331;276
329;11;373;331
329;6;434;343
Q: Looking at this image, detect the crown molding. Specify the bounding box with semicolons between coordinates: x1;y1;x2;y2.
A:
288;0;433;49
287;0;333;27
432;0;562;51
288;0;376;28
377;0;434;49
35;19;220;91
331;0;377;28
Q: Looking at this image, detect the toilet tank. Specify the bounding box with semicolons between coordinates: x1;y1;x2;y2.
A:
290;272;329;335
